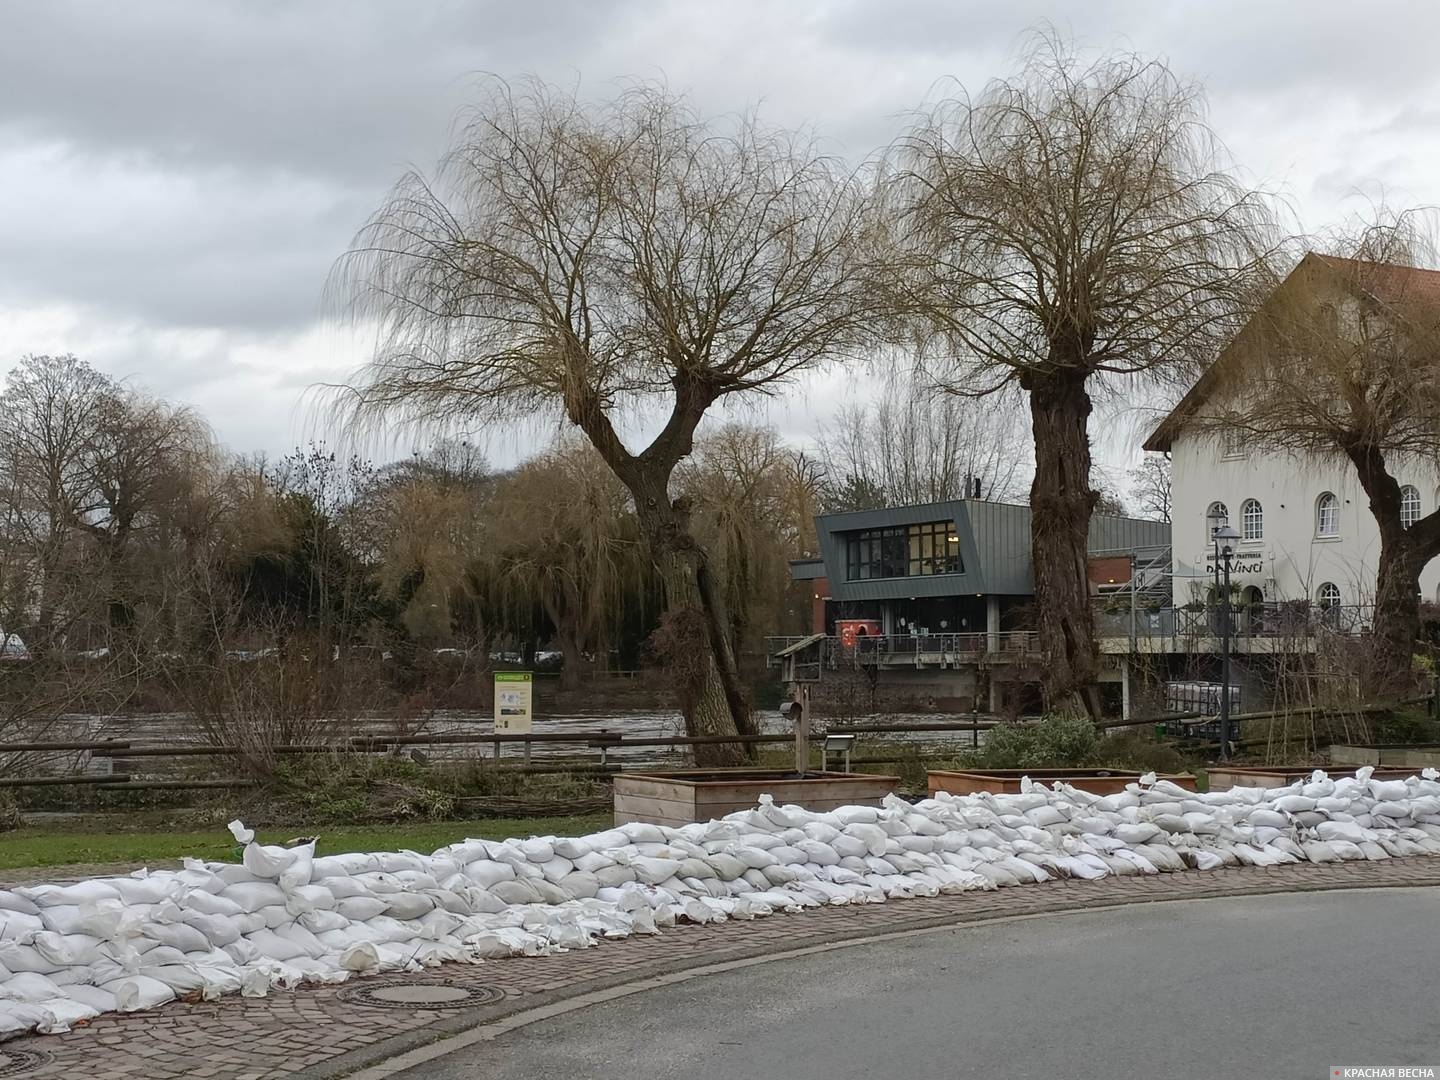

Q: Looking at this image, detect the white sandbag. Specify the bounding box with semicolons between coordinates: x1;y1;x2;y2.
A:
0;891;40;917
1315;821;1369;843
105;975;176;1012
20;881;122;908
630;857;682;885
222;881;287;912
0;972;65;1002
278;842;316;891
534;857;574;884
551;836;593;860
517;837;555;862
63;984;118;1014
1369;779;1410;801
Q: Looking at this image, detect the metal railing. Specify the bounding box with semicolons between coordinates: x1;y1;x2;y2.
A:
772;602;1376;671
1094;601;1374;641
767;632;1040;671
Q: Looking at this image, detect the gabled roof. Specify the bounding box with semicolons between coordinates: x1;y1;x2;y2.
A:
1142;253;1440;452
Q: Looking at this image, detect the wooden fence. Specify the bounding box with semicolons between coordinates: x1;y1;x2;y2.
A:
0;692;1433;792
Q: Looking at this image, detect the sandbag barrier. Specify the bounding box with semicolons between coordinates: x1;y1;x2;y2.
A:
1;765;1439;1040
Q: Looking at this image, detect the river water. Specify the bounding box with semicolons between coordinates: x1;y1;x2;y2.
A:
4;708;990;777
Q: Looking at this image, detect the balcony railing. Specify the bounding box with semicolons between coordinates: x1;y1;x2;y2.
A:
1094;601;1373;640
765;631;1039;672
769;603;1376;671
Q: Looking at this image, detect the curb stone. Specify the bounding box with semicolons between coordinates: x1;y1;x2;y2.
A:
1;857;1436;1079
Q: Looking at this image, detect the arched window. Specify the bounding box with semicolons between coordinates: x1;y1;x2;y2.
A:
1317;582;1340;608
1400;485;1421;529
1241;498;1263;541
1316;492;1339;537
1206;501;1228;542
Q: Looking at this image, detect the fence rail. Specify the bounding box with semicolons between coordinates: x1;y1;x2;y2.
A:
0;687;1433;790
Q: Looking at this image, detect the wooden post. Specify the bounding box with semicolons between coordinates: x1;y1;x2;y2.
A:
793;685;810;777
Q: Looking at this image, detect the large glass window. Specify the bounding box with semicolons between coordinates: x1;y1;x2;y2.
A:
845;521;961;580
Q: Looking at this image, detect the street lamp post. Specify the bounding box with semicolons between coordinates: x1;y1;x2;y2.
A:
1207;508;1241;760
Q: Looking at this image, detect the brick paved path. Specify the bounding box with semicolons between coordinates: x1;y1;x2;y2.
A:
3;858;1437;1079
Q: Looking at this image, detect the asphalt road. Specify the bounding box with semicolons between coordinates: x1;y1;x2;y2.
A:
404;888;1440;1080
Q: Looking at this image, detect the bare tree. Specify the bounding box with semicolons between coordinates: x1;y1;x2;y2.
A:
335;80;878;763
1126;456;1172;522
815;358;1030;507
891;32;1276;715
0;355;114;650
1201;212;1440;695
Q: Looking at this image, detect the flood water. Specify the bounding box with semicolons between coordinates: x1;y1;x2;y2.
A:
4;708;990;778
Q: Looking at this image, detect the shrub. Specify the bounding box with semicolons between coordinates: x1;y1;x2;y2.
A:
973;714;1099;769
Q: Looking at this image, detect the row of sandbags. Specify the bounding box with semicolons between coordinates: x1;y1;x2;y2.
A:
0;765;1437;1040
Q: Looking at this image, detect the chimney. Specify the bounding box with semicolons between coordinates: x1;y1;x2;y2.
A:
972;476;982;499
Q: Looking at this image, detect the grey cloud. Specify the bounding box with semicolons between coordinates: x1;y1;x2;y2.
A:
5;0;1440;460
0;0;633;183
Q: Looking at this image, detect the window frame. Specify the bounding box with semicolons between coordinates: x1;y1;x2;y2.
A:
1400;485;1421;530
844;521;962;581
1315;492;1339;538
1240;498;1263;542
1316;582;1341;608
1205;500;1229;544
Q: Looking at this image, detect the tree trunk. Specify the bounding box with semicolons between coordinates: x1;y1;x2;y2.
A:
567;379;753;764
1371;537;1426;698
1346;442;1439;698
629;474;754;767
1023;366;1102;717
544;600;587;694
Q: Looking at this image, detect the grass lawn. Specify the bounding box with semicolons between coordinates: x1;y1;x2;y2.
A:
0;814;613;873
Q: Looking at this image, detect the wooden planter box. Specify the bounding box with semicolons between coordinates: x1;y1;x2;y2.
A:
1207;763;1419;789
613;769;900;827
1329;744;1440;770
927;768;1196;797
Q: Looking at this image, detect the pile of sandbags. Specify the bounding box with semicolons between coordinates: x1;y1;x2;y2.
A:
0;765;1437;1041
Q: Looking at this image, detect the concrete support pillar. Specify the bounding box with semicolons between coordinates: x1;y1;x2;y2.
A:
988;673;1002;713
882;603;894;636
1121;657;1131;722
986;595;1001;653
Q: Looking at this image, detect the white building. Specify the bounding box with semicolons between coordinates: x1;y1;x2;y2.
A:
1145;255;1440;614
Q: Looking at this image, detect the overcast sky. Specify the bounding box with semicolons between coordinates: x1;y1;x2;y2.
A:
4;1;1440;477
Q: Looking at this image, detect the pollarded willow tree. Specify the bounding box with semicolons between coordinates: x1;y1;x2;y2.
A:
1211;213;1440;696
891;33;1277;715
335;80;878;763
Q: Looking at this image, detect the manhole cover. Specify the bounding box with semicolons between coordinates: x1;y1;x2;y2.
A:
336;980;504;1010
0;1048;52;1076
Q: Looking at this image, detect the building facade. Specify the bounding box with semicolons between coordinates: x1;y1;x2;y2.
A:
779;499;1170;714
792;498;1171;637
1159;435;1440;611
1146;254;1440;614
